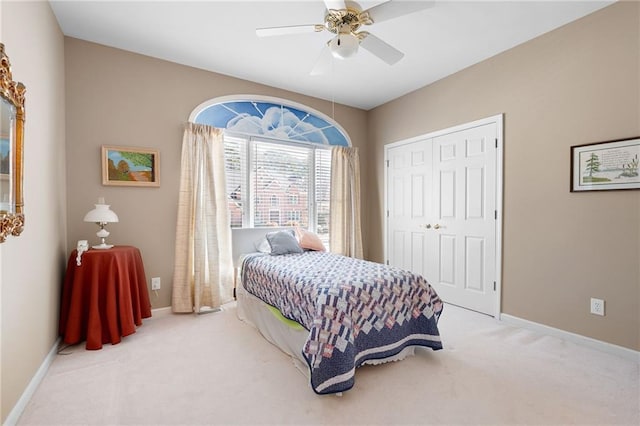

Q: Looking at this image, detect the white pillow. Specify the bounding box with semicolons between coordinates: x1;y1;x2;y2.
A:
254;237;271;254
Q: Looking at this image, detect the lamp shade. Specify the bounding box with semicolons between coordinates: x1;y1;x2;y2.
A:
84;204;119;223
329;33;359;59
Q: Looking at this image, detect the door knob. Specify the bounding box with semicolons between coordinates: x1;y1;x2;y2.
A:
433;224;441;229
425;224;432;229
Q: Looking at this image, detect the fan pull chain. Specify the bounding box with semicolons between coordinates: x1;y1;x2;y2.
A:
331;57;335;120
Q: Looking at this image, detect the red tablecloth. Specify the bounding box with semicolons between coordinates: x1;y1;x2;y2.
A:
59;245;152;350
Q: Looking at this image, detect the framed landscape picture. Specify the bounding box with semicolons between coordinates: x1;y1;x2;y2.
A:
102;145;160;187
570;137;639;192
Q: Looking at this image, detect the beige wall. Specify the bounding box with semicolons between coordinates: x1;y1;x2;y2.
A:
0;1;67;422
368;2;639;350
64;38;369;310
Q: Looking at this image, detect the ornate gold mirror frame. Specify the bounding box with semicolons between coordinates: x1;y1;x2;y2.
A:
0;43;25;242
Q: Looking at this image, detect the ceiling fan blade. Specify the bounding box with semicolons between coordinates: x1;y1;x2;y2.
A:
256;24;323;38
323;0;347;11
359;33;404;65
310;45;333;76
363;0;434;24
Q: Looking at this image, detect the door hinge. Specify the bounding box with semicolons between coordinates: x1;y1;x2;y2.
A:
493;281;496;291
387;210;389;218
494;210;497;220
495;138;498;148
386;160;390;167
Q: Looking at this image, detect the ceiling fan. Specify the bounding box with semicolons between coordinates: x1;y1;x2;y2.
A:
256;0;435;75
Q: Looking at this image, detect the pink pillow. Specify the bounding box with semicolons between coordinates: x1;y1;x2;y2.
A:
295;228;326;251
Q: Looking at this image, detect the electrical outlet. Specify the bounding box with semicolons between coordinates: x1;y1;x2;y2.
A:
151;277;161;291
590;298;605;316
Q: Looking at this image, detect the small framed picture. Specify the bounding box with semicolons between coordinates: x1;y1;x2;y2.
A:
570;137;639;192
102;145;160;187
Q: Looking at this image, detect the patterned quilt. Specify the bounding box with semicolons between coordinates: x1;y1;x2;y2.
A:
240;251;444;394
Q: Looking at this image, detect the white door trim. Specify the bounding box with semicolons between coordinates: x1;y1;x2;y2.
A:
384;114;504;318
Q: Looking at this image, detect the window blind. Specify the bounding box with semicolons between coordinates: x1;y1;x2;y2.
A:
223;136;246;228
252;140;310;228
223;134;331;239
314;147;331;245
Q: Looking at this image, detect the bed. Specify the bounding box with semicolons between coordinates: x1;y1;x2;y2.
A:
233;227;444;395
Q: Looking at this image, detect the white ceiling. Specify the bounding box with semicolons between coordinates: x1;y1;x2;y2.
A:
49;0;614;110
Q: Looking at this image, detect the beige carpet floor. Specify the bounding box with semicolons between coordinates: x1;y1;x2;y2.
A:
18;303;639;425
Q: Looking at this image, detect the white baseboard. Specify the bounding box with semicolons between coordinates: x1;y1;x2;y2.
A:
4;337;61;426
150;306;172;316
500;313;639;363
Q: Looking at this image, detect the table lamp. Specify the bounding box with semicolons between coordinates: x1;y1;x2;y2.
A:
83;197;119;249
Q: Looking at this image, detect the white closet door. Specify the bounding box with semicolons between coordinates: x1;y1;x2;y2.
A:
428;123;497;315
386;120;499;316
386;138;433;276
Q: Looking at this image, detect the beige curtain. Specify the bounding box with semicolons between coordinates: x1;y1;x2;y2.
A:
329;146;363;259
172;122;233;313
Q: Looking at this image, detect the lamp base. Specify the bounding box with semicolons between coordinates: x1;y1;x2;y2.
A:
93;226;113;249
92;243;114;250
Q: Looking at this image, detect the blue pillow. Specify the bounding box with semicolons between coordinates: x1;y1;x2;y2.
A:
266;230;303;255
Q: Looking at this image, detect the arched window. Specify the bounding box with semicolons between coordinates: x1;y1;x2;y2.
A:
190;95;350;147
189;96;350;243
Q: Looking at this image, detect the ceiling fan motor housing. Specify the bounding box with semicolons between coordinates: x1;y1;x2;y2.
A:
324;7;372;35
325;5;372;59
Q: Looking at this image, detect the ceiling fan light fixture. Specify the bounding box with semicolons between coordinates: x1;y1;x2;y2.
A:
329;32;359;59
